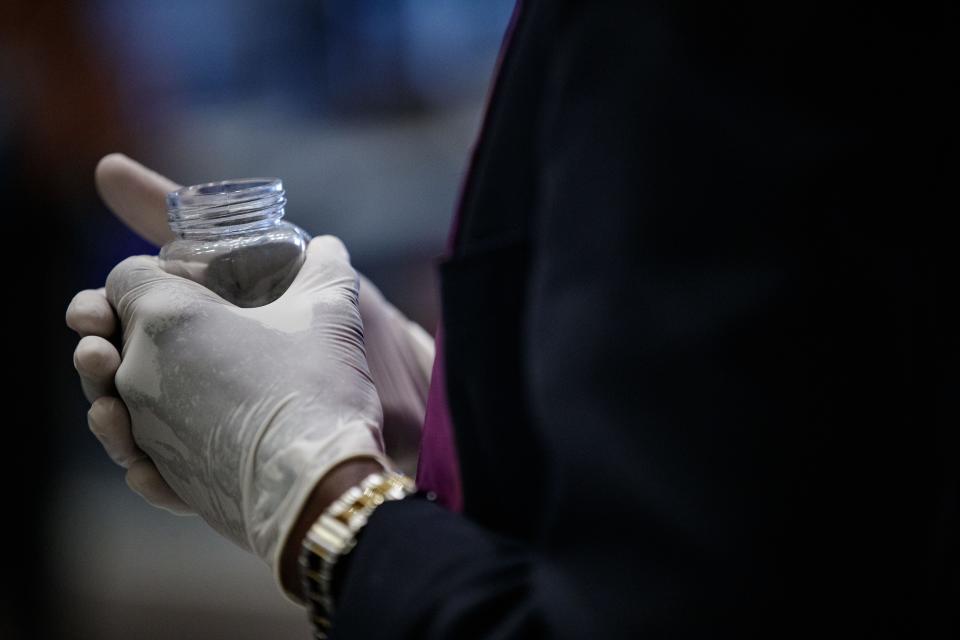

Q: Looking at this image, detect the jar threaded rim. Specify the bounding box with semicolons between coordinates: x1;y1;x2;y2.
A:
167;178;286;237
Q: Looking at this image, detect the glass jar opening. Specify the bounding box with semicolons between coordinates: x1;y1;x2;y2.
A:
167;178;287;238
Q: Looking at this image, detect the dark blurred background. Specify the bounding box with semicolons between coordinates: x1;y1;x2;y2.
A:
2;1;513;638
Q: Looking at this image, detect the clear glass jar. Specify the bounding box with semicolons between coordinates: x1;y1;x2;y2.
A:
160;178;310;307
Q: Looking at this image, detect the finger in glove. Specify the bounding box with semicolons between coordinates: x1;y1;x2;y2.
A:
126;458;194;516
74;335;120;402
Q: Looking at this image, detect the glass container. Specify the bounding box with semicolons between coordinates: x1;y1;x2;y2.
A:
160;178;310;307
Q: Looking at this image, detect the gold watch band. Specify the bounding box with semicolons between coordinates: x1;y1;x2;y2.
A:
299;471;415;639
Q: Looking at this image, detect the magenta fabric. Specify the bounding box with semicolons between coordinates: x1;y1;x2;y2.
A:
414;323;463;511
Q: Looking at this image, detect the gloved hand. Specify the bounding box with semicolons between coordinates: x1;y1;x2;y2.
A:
357;276;434;473
66;155;432;517
101;234;389;583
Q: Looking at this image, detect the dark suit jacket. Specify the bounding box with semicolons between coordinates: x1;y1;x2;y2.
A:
333;1;957;637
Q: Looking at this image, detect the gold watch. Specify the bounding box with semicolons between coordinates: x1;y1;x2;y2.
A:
298;471;415;639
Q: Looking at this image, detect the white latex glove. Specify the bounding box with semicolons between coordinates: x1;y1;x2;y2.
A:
66;155;432;515
104;235;389;579
357;277;434;473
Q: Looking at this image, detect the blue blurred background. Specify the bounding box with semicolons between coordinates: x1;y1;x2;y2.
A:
2;1;513;637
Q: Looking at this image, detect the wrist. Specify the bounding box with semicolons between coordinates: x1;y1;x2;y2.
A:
279;457;386;598
299;469;416;638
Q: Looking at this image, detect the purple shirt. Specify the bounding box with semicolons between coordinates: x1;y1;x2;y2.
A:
414;322;463;511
